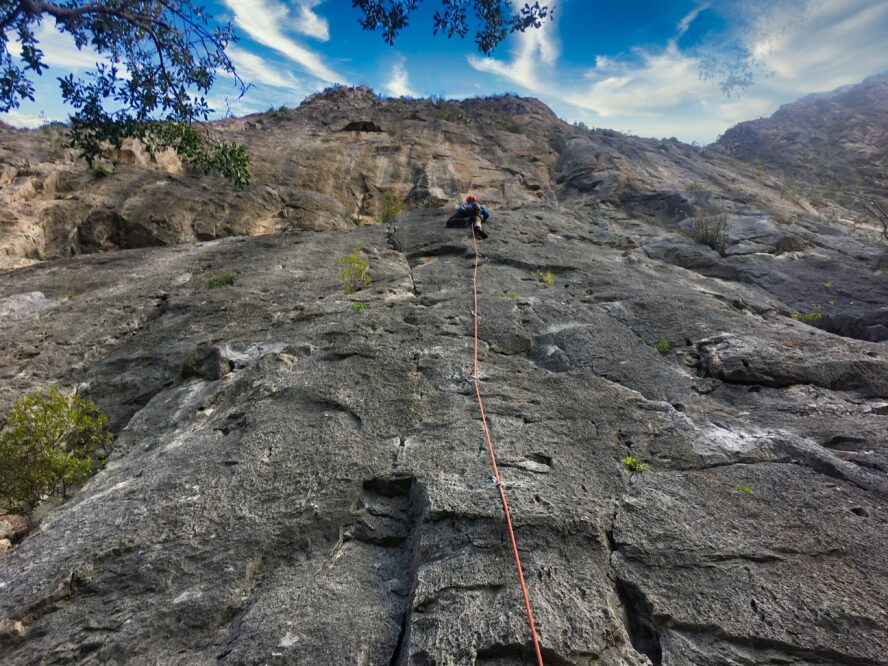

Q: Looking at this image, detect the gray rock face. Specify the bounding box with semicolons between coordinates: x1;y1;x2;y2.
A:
1;201;886;664
1;86;888;665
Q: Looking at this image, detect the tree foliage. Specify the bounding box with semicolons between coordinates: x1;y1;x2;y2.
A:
352;0;551;54
0;0;249;187
0;387;112;515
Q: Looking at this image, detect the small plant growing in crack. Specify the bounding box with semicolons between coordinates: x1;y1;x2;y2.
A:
790;311;823;323
339;246;372;294
92;162;113;179
351;301;370;313
736;485;754;493
203;272;238;288
622;456;650;473
656;339;670;354
378;192;404;224
506;290;521;298
685;206;728;256
531;269;555;287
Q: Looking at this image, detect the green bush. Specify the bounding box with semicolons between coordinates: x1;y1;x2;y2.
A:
92;163;113;178
378;192;404;223
0;388;112;515
142;121;251;190
622;456;650;473
428;96;468;123
351;301;370;313
204;272;238;288
497;118;524;134
791;311;823;323
686;181;704;192
656;339;670;354
687;208;728;256
339;246;372;294
736;485;754;493
532;269;555;287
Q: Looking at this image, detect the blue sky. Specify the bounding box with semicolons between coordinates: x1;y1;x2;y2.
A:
3;0;887;143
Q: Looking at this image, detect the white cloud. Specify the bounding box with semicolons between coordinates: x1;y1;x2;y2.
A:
223;0;344;83
741;0;888;94
677;3;710;39
566;6;712;117
385;60;418;97
8;22;104;70
0;109;46;128
226;45;301;90
568;44;709;117
467;12;560;94
469;0;888;144
294;0;330;41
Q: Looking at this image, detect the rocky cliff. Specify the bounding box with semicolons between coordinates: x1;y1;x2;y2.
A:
0;86;887;665
716;72;888;236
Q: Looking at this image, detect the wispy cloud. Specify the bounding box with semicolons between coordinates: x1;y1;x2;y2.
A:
294;0;330;41
467;0;888;143
467;12;559;94
569;45;708;117
741;0;888;94
222;0;344;83
563;6;712;117
226;45;301;90
677;3;710;38
0;109;45;128
385;59;418;97
8;21;104;70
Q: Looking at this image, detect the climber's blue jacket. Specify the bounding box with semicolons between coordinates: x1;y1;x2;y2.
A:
454;202;490;221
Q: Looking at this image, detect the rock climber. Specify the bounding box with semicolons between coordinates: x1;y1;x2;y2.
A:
446;195;490;239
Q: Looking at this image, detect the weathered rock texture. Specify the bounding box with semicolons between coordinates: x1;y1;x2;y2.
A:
0;85;887;665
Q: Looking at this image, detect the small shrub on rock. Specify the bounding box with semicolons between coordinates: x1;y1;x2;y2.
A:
351;301;370;313
791;311;823;323
339;246;372;294
92;163;113;178
0;388;112;515
378;192;404;223
622;456;650;473
656;339;670;354
687;208;728;256
532;269;555;287
204;272;238;288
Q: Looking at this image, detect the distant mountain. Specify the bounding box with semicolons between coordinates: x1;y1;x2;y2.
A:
716;73;887;228
717;72;887;184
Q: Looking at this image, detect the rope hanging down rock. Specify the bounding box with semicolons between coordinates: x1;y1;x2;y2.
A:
469;226;545;666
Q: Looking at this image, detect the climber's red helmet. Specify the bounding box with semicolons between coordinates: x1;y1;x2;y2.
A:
466;195;478;203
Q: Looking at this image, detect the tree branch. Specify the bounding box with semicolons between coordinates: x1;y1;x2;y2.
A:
0;2;25;33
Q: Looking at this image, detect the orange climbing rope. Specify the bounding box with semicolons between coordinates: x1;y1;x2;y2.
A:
470;227;545;666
